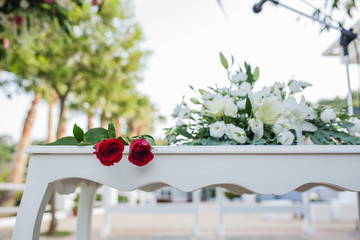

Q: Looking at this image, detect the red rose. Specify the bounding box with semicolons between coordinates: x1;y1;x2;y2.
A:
128;138;154;166
93;138;124;166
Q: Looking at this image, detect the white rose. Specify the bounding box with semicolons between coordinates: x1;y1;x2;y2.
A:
233;132;247;144
248;118;263;133
225;124;237;139
236;99;246;110
239;82;252;94
320;109;336;123
209;121;226;138
178;106;190;119
204;94;227;117
230;72;247;83
238;72;248;81
348;117;360;135
225;124;246;142
230;90;244;97
277;131;295;145
288;80;302;93
273;117;291;134
224;99;238;117
300;81;312;89
273;82;285;91
172;104;181;117
201;91;214;100
176;119;186;126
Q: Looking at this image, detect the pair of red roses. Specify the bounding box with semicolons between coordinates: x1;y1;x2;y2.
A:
93;138;154;167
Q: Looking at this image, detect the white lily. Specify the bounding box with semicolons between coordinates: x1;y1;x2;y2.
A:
282;96;317;144
204;94;227;117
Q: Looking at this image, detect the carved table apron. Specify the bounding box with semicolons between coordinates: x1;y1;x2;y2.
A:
12;145;360;240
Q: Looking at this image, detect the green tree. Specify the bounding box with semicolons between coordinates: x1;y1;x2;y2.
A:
317;91;360;116
0;0;151;233
0;136;15;180
0;0;102;59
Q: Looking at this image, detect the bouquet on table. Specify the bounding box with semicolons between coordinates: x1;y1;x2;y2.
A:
164;53;360;146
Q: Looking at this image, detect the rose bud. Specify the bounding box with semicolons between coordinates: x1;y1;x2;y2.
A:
93;138;125;166
128;138;154;166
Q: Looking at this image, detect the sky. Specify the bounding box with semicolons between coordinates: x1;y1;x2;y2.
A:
1;0;360;142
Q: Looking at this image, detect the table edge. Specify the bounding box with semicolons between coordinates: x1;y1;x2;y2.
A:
24;145;360;154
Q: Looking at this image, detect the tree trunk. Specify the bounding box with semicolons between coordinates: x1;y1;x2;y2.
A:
48;94;67;235
47;92;57;143
56;97;67;139
139;119;145;136
130;119;138;136
87;113;93;130
100;111;107;128
0;92;42;207
115;117;121;137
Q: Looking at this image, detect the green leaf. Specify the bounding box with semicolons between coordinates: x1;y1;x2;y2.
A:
142;135;156;146
219;52;228;69
45;136;78;145
190;97;201;105
245;96;252;117
117;136;129;145
198;89;207;95
84;128;109;144
77;141;93;146
195;127;210;138
339;122;355;129
108;124;116;138
73;124;84;143
253;66;260;81
176;126;193;139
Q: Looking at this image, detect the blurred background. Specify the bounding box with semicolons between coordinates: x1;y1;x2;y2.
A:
0;0;360;239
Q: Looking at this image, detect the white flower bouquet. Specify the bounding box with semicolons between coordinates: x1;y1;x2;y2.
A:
164;53;360;145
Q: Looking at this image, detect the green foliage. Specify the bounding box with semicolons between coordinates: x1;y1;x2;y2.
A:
224;191;241;201
108;124;116;139
73;124;85;143
46;136;78;145
84;128;110;145
317;91;360;116
118;195;129;203
0;0;98;59
0;136;14;163
219;52;228;70
1;0;156;137
0;136;15;177
48;123;156;147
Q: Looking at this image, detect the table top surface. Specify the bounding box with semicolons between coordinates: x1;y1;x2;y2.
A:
25;145;360;155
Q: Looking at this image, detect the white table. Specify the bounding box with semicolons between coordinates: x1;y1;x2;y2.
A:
12;145;360;240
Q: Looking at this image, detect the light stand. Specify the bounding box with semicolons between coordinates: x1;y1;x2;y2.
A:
267;0;359;115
